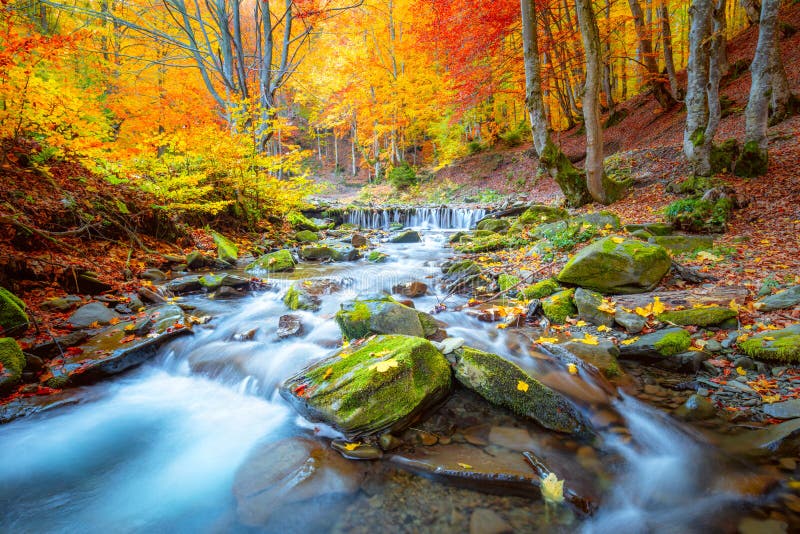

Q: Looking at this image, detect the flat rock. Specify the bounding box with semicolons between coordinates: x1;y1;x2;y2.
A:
763;399;800;420
68;302;121;328
758;285;800;312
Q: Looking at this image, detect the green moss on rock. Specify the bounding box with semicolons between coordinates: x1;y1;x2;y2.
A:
498;274;521;291
653;329;692;356
541;289;577;324
211;231;238;264
246;249;295;273
0;287;28;337
367;251;389;263
284;285;320;311
279;335;452;438
453;346;590;435
335;296;431;341
0;337;25;394
476;218;510;233
739;324;800;362
521;279;560;299
517;204;570;226
734;140;768;178
453;233;508;253
294;230;319;242
657;307;737;327
287;212;319;231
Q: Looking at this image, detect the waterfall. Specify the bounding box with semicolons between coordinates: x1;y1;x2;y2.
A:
345;206;487;230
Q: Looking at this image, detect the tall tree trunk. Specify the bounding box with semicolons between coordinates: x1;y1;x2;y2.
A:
740;0;762;24
602;0;616;112
629;0;677;108
737;0;781;176
684;0;714;175
520;0;591;206
576;0;616;204
659;2;680;98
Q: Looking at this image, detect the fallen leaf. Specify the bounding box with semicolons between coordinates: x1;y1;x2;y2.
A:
535;336;559;344
611;236;625;244
322;367;333;380
567;363;578;375
736;366;747;376
578;334;599;345
621;337;639;345
517;380;529;392
652;297;665;315
458;463;473;469
597;324;609;332
541;472;565;504
575;320;588;327
343;442;360;451
370;357;400;373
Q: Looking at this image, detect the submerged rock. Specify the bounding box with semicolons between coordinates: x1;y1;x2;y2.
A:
277;314;303;339
279;335;451;438
674;394;716;421
300;239;362;262
392;281;429;298
246;249;296;273
452;346;590;435
390;230;422;243
233;437;364;528
557;236;671;294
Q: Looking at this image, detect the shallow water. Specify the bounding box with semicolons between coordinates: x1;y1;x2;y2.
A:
0;219;753;533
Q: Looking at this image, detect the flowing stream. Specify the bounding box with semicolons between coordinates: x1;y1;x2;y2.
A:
0;213;751;533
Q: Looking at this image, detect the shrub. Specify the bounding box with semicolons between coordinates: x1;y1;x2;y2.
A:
387;163;418;189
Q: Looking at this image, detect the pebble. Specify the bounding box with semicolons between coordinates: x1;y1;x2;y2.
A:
733;356;755;370
772;366;789;377
705;339;723;352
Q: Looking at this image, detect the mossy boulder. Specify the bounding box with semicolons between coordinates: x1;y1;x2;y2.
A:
287;211;319;232
473;229;498;239
648;235;714;254
497;274;520;292
574;211;621;229
476;218;510;233
624;223;674;236
211;231;238;265
664;197;732;233
657;306;737;327
453;233;508;253
443;260;480;278
618;328;692;359
0;287;28;337
0;337;25;394
246;249;295;273
300;239;361;262
367;251;389;263
561;340;622;378
574;288;615;327
734;140;768;178
198;273;250;291
517;205;569;226
630;229;654;240
757;286;800;312
449;231;466;243
557;236;671;294
452;346;590;435
283;285;321;311
739;324;800;362
279;335;452;438
335;296;437;341
294;230;320;243
390;230;422;243
520;279;560;299
541;289;577;324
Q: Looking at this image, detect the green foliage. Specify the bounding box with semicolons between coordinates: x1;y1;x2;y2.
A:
536;221;599;251
734;140;768;177
30;145;59;166
387;163;418;189
477;189;504;203
664;197;732;233
467;141;484;155
498;123;528;147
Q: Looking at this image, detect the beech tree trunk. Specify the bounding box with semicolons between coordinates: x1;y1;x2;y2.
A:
628;0;676;108
738;0;781;176
683;0;714;175
520;0;591;206
659;2;680;98
576;0;612;204
740;0;761;24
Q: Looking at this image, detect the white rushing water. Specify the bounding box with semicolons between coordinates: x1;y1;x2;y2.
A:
0;226;738;533
345;206;487;230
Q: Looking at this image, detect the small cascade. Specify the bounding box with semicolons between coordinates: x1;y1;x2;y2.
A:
345;206;487;230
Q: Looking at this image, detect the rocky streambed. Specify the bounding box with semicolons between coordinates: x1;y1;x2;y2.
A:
0;208;799;533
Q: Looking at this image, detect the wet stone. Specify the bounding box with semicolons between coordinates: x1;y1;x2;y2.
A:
469;508;513;534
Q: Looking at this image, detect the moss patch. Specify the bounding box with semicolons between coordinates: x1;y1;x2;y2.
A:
541;289;577;324
664;198;732;233
658;307;737;327
653;329;692;356
0;337;25;394
0;287;28;336
367;251;389;263
476;218;510;233
540;140;593;207
211;231;238;264
520;278;560;299
739;325;800;362
498;274;521;291
294;230;319;242
246;249;295;273
287;211;319;231
734;140;768;178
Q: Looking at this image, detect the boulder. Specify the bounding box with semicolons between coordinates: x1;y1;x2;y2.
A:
739;324;800;362
517;205;569;225
648;235;714;254
618;327;692;359
68;302;121;329
762;399;800;420
335;296;437;340
574;211;621;229
185;250;215;270
390;230;421;243
614;311;646;333
163;274;203;294
198;273;250;291
284;285;321;311
277;314;303;339
541;289;577;325
46;304;190;388
520;279;560;299
139;269;166;282
476;218;510;233
0;287;29;336
657;306;737;327
279;335;451;438
246;249;296;273
392;281;429;298
452;346;590;435
0;338;25;394
40;295;83;312
233;437;364;529
556;236;671;294
574;288;615;327
294;230;319;243
351;233;369;248
300;239;361;262
758;286;800;312
211;231;238;264
367;251;389;263
287;211;319;231
561;340;622;378
624;222;674;236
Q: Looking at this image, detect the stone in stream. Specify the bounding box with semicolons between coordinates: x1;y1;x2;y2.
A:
163;274;203;294
763;399;800;420
300;239;362;262
335;295;439;341
139;269;166;282
367;251;389;263
279;335;451;439
211;231;238;265
392;281;429;298
277;314;303;339
618;327;692;360
233;437;365;529
739;324;800;362
556;236;671;294
451;346;590;436
469;509;513;534
656;306;737;327
0;337;25;394
28;331;88;359
294;229;319;242
0;287;29;336
757;285;800;312
541;289;577;325
68;301;121;329
284;278;345;312
574;288;615;327
197;273;250;291
40;295;83;312
246;249;296;273
390;229;421;243
45;304;190;388
674;394;716;421
560;340;622;378
614;311;646;334
350;232;369;248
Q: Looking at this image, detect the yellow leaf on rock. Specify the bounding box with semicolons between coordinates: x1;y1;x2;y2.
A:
535;337;559;344
597;301;617;314
729;299;740;312
621;337;639;345
323;367;333;380
517;380;529;392
370;357;400;373
635;305;652;317
343;442;360;451
696;251;723;262
575;320;588;327
652;297;665;315
597;325;609;332
736;366;747;376
567;363;578;375
762;394;781;404
123;324;136;331
497;323;508;329
611;236;625;244
458;463;473;469
578;334;599;345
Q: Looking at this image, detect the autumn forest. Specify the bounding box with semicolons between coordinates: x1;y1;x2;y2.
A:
1;0;800;532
